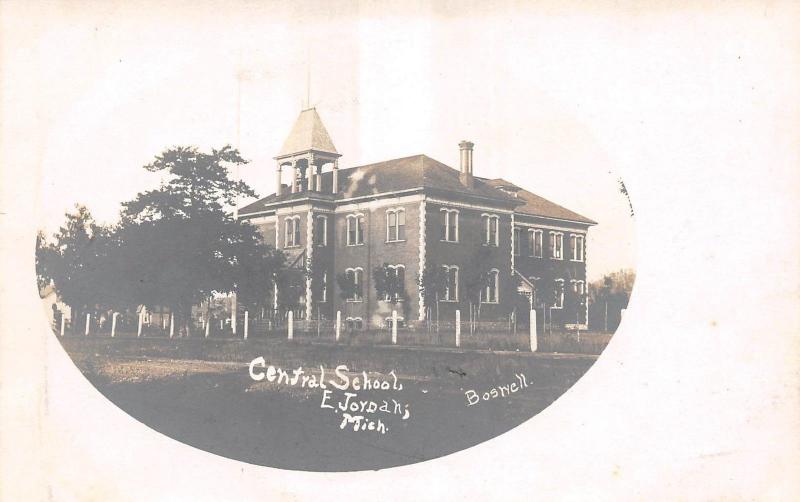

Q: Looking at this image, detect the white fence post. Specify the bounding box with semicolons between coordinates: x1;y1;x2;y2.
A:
169;313;175;338
391;310;398;345
288;311;294;340
530;309;538;352
111;312;118;338
455;310;461;348
137;311;143;337
335;310;341;342
231;294;237;336
205;316;210;338
85;313;90;336
244;310;249;340
60;315;66;337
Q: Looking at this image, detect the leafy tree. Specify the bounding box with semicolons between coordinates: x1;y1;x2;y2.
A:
114;145;284;334
460;246;494;327
122;146;255;222
588;269;635;332
417;262;448;321
373;263;409;320
233;226;287;314
37;147;286;336
36;205;113;326
35;230;55;291
335;271;359;321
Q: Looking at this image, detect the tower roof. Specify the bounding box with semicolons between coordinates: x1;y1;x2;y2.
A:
276;107;339;158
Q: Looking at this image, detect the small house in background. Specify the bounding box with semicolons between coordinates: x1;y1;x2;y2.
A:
238;108;596;330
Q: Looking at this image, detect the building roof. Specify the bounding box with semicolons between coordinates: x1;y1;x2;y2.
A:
238;154;519;215
483;178;597;225
277;108;339;158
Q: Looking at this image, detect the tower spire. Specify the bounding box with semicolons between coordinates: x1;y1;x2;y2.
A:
305;61;311;109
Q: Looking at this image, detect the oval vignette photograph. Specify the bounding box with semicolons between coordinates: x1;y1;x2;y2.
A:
34;12;636;473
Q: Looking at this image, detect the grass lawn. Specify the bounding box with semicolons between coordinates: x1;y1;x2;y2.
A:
58;335;599;471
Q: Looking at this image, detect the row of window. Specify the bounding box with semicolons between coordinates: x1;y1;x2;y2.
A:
439;266;499;303
531;278;586;309
310;264;584;310
282;210;584;262
340;264;500;304
341;266;405;302
337;266;584;308
513;228;584;261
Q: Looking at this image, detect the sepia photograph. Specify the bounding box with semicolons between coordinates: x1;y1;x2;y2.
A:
2;1;798;500
34;65;635;471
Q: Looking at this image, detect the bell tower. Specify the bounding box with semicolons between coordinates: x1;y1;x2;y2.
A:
274;108;341;196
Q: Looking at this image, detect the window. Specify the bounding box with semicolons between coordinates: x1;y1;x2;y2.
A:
321;272;328;303
384;316;406;329
442;265;459;301
550;231;563;259
314;215;327;246
481;269;500;303
440;209;459;242
386;209;406;242
528;229;543;258
572;280;585;303
345;267;363;301
284;216;301;247
345;317;363;330
553;279;565;309
513;227;522;256
346;214;364;246
384;265;406;302
483;214;499;246
570;234;585;262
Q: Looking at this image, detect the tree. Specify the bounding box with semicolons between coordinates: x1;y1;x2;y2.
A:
373;263;409;321
460;246;494;331
588;269;635;332
115;145;282;335
122;145;255;222
36;205;114;327
335;271;359;323
35;230;55;291
233;226;287;314
417;262;447;322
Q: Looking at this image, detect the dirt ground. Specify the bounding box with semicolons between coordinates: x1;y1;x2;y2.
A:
60;337;598;471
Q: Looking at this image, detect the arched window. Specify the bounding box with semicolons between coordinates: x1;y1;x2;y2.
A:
384;264;406;302
481;269;500;303
442;265;459;301
513;227;522;256
572;280;586;304
440;208;459;242
482;214;499;246
386;208;406;242
346;214;364;246
570;234;585;262
553;279;565;308
549;231;564;259
345;317;363;330
345;267;364;301
384;315;405;329
528;229;543;257
284;216;301;248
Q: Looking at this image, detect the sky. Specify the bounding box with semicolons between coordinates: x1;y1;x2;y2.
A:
26;1;637;281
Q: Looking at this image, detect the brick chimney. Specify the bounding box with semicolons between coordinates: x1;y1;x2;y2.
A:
459;140;474;189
